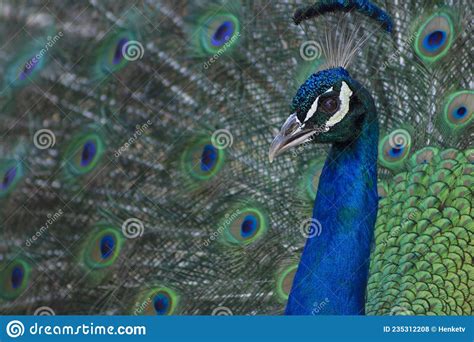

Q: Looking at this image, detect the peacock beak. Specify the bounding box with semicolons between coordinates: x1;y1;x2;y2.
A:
269;113;318;163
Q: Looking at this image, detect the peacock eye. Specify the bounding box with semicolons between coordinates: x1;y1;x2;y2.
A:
320;96;339;113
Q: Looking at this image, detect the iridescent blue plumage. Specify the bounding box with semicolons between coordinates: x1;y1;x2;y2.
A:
422;30;446;52
1;166;17;190
200;144;218;171
100;235;115;259
280;68;379;315
154;293;170;315
81;141;97;167
113;38;129;65
292;67;349;119
0;160;24;198
271;0;393;315
211;21;235;47
11;266;24;289
241;215;258;238
293;0;393;32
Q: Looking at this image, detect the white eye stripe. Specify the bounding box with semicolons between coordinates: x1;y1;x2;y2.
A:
324;82;353;129
303;95;319;123
303;87;334;123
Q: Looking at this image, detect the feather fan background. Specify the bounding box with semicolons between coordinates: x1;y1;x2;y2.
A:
0;0;472;315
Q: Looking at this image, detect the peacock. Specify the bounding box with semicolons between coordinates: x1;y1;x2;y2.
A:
0;0;472;317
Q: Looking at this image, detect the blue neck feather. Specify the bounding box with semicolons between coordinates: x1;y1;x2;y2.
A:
286;109;379;315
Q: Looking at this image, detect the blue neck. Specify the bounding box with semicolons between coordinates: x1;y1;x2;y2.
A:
286;111;379;315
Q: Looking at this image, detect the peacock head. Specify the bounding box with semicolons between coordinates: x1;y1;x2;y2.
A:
269;67;373;162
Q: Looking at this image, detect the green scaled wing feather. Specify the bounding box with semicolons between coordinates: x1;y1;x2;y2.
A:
368;148;473;315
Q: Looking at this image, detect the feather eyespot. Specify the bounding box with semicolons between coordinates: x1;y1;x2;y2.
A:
113;38;129;65
63;132;105;176
153;292;172;315
198;12;240;54
94;30;135;78
276;264;298;302
132;287;179;315
4;40;48;89
181;137;225;180
0;160;23;198
440;90;473;130
414;11;454;62
11;266;24;289
80;140;97;167
378;128;413;172
0;259;31;300
221;205;268;245
82;226;123;270
211;21;234;47
2;166;17;190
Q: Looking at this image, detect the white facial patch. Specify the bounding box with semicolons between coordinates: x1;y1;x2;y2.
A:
324;82;353;129
303;87;333;124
